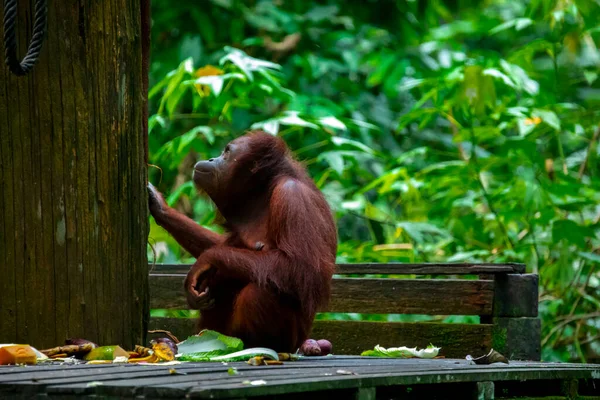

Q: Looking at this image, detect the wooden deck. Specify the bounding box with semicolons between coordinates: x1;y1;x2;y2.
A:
1;356;598;399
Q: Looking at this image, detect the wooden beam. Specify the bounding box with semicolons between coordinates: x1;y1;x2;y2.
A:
148;317;493;359
149;275;494;316
311;320;492;359
149;262;526;276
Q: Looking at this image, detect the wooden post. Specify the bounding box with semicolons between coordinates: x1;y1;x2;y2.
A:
490;274;541;360
0;1;149;349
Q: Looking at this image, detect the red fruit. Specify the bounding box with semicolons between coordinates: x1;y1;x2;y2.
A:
317;339;332;355
299;339;321;356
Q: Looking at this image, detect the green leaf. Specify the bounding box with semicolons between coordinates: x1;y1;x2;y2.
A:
366;54;397;88
158;58;194;114
149;73;173;99
166;84;188;117
187;125;215;145
517;118;537;136
489;18;533;35
578;252;600;264
148;115;166;135
500;60;539;95
153;127;207;169
304;5;339;22
454;127;501;143
319;116;347;131
358;167;405;195
210;348;279;362
398;78;425;91
420;160;466;174
277;111;319;129
165;181;195;206
532;109;561;131
176;330;244;361
195;76;225;96
251;119;280;135
318;151;345;175
552;220;591;248
331;137;375;154
584;70;598;85
483;68;516;88
220;47;281;82
396;221;450;245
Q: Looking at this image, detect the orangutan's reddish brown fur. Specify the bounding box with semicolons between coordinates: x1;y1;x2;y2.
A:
148;131;337;352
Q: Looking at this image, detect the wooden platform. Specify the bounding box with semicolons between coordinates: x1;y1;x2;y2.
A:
1;356;598;399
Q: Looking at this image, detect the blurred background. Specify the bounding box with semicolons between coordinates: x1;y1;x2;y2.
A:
146;0;600;363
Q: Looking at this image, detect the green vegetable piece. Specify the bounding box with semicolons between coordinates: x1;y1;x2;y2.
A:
84;346;129;361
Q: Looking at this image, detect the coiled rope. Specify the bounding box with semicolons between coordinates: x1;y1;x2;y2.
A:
3;0;47;76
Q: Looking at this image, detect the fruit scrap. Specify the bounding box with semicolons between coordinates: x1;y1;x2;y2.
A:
84;346;130;361
0;345;38;365
150;338;177;360
128;354;159;363
299;338;332;356
41;343;95;358
247;356;283;366
128;338;177;364
466;349;509;365
317;339;332;355
277;353;299;361
132;345;152;357
299;339;321;356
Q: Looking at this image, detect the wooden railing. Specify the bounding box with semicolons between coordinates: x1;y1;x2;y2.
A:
148;263;541;360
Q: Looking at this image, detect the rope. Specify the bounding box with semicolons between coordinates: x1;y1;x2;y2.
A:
3;0;48;76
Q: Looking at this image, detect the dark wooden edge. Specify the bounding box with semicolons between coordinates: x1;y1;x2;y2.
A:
186;371;600;399
492;317;541;361
492;274;539;318
149;262;526;275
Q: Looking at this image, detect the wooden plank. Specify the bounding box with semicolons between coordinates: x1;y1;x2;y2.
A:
65;365;441;398
150;276;494;315
311;320;492;358
150;262;526;276
0;359;598;398
0;364;123;378
1;358;454;385
0;361;453;397
329;279;493;315
148;317;492;358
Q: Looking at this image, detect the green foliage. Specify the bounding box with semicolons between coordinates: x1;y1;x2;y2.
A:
148;0;600;362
